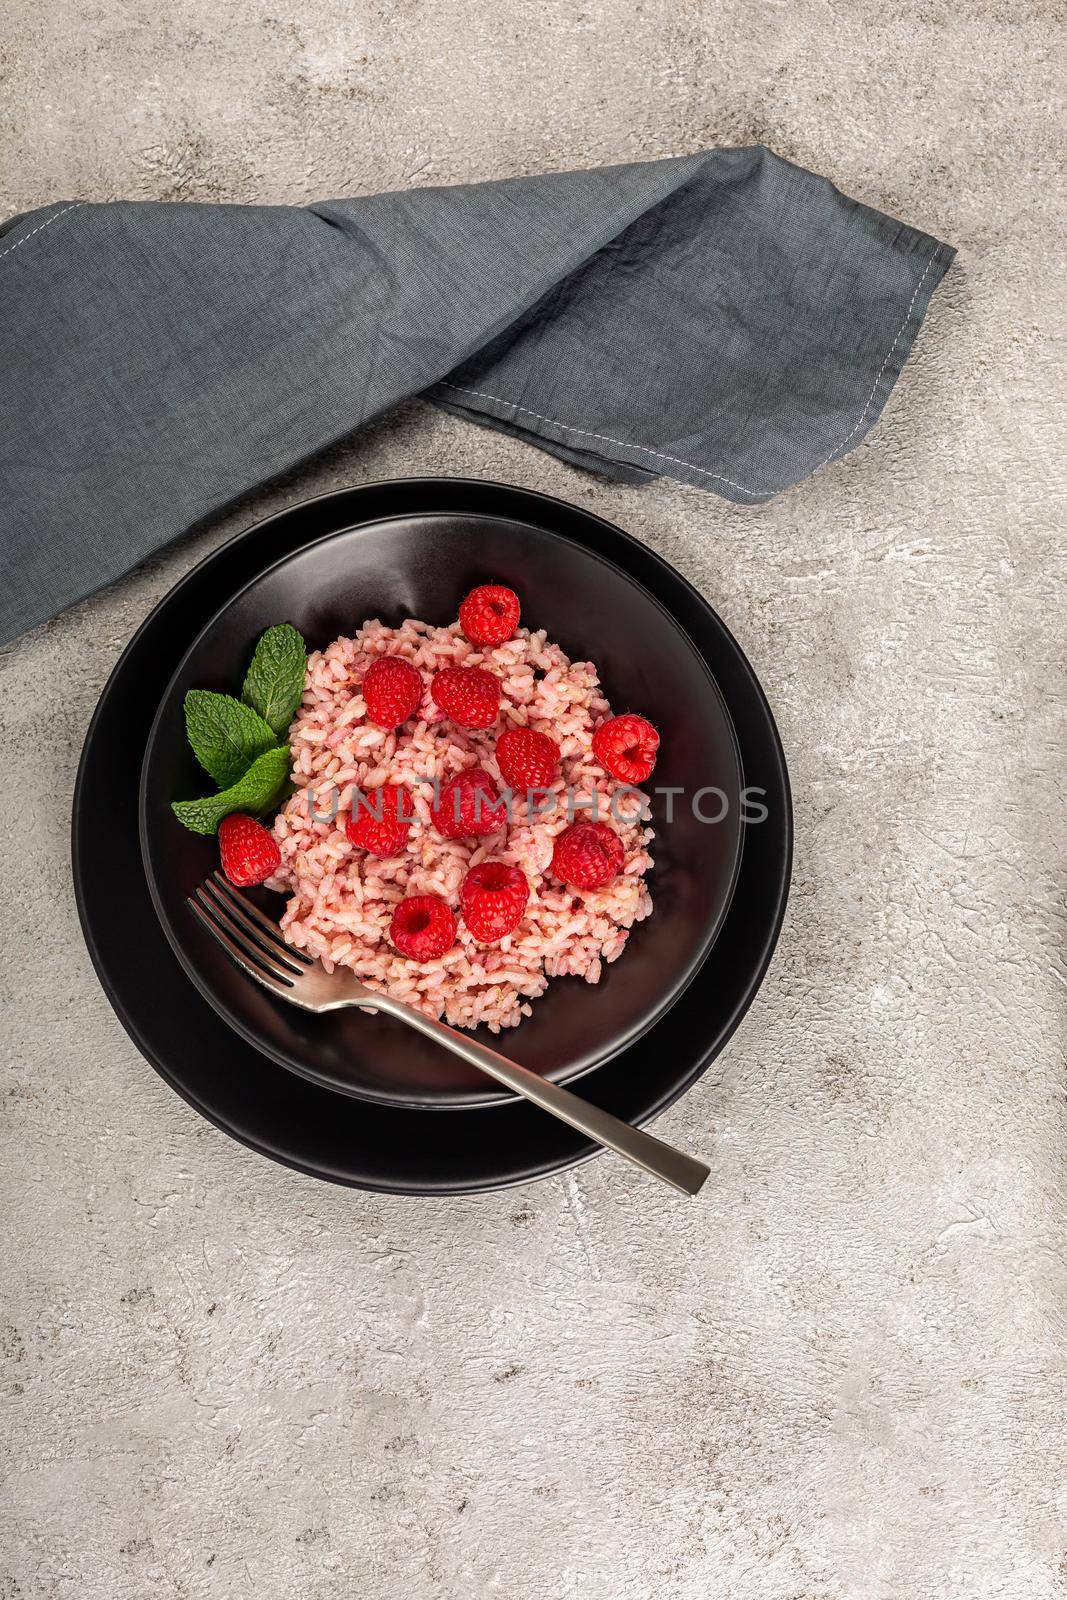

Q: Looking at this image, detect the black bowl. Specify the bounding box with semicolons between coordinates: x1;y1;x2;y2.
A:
140;514;743;1108
76;477;791;1194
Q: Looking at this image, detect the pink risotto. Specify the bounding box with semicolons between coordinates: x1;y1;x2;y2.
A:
266;618;655;1031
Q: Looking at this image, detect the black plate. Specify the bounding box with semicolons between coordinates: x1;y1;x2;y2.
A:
74;479;791;1193
141;514;743;1107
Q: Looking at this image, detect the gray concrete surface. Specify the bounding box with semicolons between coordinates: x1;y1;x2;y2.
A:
1;3;1064;1597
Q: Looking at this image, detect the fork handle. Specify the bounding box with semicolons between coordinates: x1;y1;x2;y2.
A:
372;996;709;1196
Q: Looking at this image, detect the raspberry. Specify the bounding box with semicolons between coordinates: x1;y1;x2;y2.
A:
344;784;414;856
496;726;560;791
218;813;282;887
431;767;508;839
592;713;659;784
458;584;521;647
550;820;625;889
460;861;529;943
431;665;501;729
362;655;422;729
389;894;457;961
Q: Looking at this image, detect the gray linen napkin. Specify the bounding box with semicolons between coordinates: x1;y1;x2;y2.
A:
0;147;953;644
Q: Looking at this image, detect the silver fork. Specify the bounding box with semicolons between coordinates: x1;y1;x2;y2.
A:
189;872;710;1196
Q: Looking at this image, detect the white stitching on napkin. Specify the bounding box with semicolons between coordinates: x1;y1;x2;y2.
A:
0;202;84;265
438;382;759;495
440;246;941;499
809;250;939;475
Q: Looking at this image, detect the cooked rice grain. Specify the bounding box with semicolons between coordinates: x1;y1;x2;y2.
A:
266;618;653;1030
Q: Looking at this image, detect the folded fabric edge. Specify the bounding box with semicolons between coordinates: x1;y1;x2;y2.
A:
814;238;956;482
427;397;657;485
427;237;956;505
0;207;32;242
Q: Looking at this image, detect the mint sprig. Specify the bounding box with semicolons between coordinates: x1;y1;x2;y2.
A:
184;689;277;790
170;623;306;836
242;623;307;738
171;745;292;836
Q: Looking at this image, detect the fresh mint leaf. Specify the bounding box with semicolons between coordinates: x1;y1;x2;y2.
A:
184;689;277;790
241;624;307;738
171;745;292;836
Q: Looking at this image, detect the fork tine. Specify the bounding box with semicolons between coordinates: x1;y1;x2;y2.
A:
190;889;295;988
208;871;313;963
188;898;294;993
201;877;306;974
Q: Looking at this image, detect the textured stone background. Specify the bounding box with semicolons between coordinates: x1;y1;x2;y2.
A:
1;3;1064;1597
